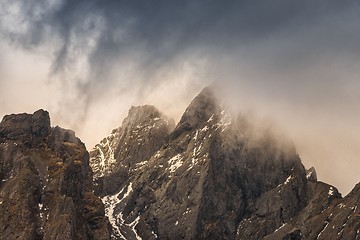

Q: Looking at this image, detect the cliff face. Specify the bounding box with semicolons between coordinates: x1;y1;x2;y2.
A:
90;87;359;240
0;110;111;240
89;105;175;239
263;181;360;240
89;105;175;197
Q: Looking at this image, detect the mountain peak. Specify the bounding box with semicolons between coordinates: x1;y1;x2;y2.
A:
122;105;174;130
347;181;360;198
183;86;219;121
172;86;221;138
90;105;175;182
0;109;51;142
128;104;161;119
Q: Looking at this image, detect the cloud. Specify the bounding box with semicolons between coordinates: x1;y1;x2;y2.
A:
0;0;360;194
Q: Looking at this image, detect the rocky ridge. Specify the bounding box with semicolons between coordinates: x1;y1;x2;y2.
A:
0;87;358;240
0;110;111;240
89;87;360;239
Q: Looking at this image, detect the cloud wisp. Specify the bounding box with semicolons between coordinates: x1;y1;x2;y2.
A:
0;0;359;194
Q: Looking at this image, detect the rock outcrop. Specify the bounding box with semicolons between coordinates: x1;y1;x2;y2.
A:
90;87;359;239
89;105;175;239
0;110;111;240
264;181;360;240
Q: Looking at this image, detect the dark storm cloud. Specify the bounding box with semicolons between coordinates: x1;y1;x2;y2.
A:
2;0;359;104
46;1;360;92
4;0;360;78
1;0;360;193
1;0;360;129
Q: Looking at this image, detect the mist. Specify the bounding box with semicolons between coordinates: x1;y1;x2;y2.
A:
1;0;359;194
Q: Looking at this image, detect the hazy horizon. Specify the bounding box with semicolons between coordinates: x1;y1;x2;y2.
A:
1;0;359;195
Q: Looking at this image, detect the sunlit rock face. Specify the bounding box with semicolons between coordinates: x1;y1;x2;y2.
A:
91;87;359;240
0;109;111;240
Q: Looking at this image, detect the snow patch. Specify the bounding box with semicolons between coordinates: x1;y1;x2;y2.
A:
134;160;148;170
338;228;344;236
284;175;293;185
151;230;158;238
207;114;214;123
154;151;161;158
274;223;286;233
188;153;208;171
200;125;209;132
215;109;232;132
39;203;44;220
194;130;199;141
306;169;314;179
168;154;183;173
129;215;142;240
338;203;346;209
102;183;133;239
183;208;191;215
317;221;329;239
103;189;125;238
328;187;335;196
91;131;118;179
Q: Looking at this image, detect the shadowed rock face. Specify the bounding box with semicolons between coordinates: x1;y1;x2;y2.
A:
0;110;111;240
90;87;359;240
262;181;360;240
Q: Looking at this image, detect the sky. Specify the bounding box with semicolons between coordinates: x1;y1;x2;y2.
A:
0;0;359;194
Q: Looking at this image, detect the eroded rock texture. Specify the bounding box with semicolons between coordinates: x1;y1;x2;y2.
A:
0;110;111;240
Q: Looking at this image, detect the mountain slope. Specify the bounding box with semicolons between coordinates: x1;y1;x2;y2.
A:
89;105;175;239
264;181;360;240
89;87;360;239
0;110;111;240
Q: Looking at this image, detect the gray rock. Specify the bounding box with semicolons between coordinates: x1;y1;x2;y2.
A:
89;88;358;240
0;110;111;240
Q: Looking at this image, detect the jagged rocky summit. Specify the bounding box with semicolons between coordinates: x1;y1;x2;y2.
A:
0;87;359;240
90;87;360;240
0;110;111;239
